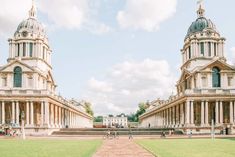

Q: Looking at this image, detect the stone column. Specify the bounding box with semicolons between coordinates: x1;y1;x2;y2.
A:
54;105;57;127
16;101;19;126
166;109;168;126
41;101;44;126
215;101;219;125
186;100;190;125
201;101;205;126
12;101;15;124
26;102;30;126
169;107;172;127
30;101;34;126
219;101;223;124
190;101;194;125
45;102;50;127
234;101;235;124
1;102;5;124
181;103;184;125
58;106;61;127
230;101;234;124
50;104;54;127
205;101;209;125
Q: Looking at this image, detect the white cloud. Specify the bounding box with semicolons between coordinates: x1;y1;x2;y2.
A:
81;59;177;115
0;0;111;38
117;0;177;31
38;0;90;30
0;0;31;38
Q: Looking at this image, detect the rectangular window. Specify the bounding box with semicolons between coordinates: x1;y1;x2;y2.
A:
214;43;217;56
228;77;233;86
29;43;33;57
28;77;33;87
2;77;7;87
43;47;45;59
189;46;191;59
23;43;26;56
208;42;211;57
200;42;204;56
202;76;207;87
17;44;20;57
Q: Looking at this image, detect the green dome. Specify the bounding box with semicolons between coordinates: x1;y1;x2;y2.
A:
186;17;216;38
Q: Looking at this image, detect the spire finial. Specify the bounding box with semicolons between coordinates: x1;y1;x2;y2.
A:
29;0;37;19
197;0;205;17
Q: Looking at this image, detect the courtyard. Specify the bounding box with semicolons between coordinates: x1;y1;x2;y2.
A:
1;137;235;157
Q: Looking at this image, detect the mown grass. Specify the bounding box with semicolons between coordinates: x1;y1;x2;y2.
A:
137;138;235;157
0;139;102;157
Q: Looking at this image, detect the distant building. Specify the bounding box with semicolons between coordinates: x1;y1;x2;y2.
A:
103;115;128;128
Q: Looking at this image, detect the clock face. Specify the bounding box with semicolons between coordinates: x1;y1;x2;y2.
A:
22;31;28;37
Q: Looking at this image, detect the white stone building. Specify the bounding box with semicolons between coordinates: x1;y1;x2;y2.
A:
0;2;93;135
140;4;235;134
103;116;128;128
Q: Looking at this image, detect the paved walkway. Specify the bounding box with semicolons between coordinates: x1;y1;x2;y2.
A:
92;138;155;157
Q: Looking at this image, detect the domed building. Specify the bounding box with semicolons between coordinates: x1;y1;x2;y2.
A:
140;4;235;134
0;2;93;135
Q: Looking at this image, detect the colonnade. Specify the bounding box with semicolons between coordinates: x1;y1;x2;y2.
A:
152;100;235;128
0;100;83;128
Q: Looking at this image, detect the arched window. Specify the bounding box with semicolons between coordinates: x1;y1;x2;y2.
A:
212;67;220;87
14;66;22;87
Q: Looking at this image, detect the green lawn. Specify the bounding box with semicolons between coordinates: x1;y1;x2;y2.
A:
137;138;235;157
0;139;102;157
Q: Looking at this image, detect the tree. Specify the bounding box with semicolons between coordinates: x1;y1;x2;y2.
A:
135;101;150;121
94;116;103;122
84;102;94;116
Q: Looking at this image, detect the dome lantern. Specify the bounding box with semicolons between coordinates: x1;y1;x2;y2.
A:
29;0;37;19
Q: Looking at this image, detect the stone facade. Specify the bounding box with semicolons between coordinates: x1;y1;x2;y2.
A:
103;116;128;128
0;2;93;135
139;4;235;134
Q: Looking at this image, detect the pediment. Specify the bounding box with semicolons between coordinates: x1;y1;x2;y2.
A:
178;69;191;83
199;59;235;72
0;60;35;73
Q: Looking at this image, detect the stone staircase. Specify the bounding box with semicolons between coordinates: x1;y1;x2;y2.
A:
52;128;183;136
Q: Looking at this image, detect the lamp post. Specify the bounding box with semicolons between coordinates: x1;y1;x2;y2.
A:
21;111;26;140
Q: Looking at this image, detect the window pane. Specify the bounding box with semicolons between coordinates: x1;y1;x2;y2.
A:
14;67;22;87
30;43;33;57
200;43;204;55
23;43;26;56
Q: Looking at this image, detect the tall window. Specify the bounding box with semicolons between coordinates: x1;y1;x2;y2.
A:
23;43;26;57
212;67;221;87
200;42;204;56
214;43;217;56
14;66;22;87
43;46;45;59
29;43;33;57
189;46;191;59
208;42;211;57
16;43;20;57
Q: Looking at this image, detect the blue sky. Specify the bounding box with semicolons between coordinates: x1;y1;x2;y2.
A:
0;0;235;115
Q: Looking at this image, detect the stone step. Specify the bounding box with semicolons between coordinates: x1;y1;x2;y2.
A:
52;128;182;135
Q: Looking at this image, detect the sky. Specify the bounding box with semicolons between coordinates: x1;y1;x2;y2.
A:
0;0;235;116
